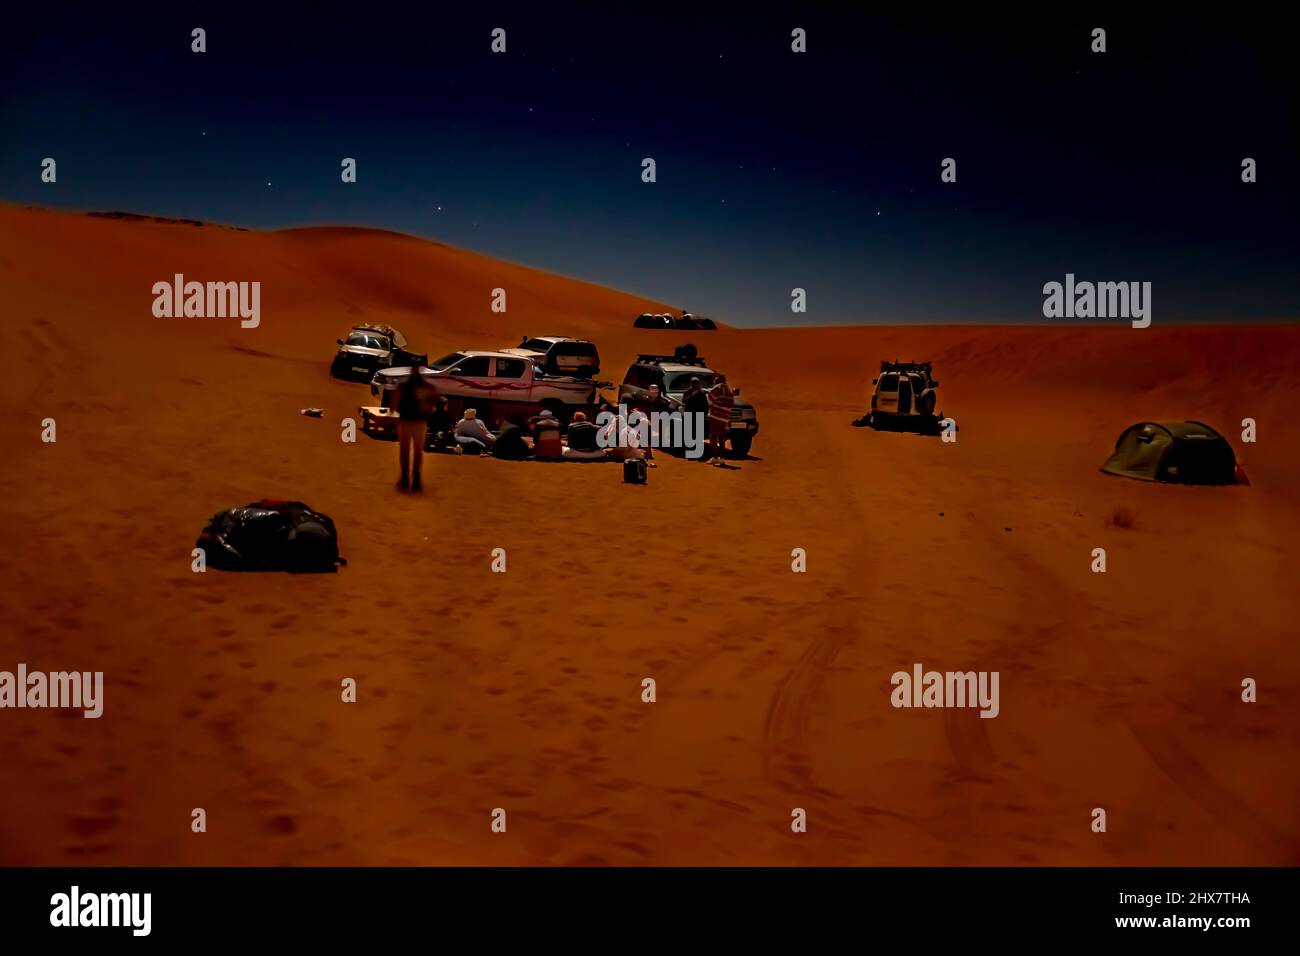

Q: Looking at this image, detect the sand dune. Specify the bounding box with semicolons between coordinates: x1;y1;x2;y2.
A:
1;204;1297;865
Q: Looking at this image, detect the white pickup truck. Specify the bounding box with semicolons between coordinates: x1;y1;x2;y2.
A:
361;350;599;435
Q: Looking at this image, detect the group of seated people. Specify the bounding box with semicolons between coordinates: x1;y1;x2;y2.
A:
424;397;656;463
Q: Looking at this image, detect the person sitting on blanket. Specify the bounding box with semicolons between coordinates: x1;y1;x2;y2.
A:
562;411;605;460
454;407;496;455
426;396;455;451
600;407;653;464
492;414;531;460
530;409;564;458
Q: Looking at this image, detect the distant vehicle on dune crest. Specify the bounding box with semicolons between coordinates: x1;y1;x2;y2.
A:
676;312;717;330
633;312;717;329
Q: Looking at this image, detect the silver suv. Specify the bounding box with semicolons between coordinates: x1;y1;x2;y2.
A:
500;336;601;378
618;345;759;456
330;323;425;382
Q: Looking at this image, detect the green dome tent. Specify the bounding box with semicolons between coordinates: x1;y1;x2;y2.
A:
1101;421;1242;485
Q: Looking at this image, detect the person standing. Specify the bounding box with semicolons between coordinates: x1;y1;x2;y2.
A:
707;376;734;465
645;383;670;412
631;382;670;417
395;366;436;491
640;383;671;458
681;377;710;460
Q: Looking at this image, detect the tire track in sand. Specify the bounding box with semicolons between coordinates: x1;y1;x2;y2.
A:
936;514;1069;772
958;509;1299;858
1125;722;1298;858
760;415;883;788
758;416;951;840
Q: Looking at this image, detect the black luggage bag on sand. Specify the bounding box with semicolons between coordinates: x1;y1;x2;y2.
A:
623;458;648;484
196;500;346;572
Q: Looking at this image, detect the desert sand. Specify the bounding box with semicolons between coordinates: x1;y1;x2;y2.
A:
1;204;1297;865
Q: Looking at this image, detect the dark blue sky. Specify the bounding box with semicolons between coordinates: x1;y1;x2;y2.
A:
2;6;1296;325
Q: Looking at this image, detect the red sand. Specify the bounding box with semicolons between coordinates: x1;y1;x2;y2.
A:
1;205;1297;865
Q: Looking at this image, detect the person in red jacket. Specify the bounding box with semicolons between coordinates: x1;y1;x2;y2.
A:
707;377;734;464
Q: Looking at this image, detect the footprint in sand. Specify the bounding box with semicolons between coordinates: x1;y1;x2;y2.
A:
266;814;298;835
67;815;119;839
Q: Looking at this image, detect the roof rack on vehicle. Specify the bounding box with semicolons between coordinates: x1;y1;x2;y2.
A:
636;348;707;367
879;359;933;373
637;354;688;365
351;322;398;335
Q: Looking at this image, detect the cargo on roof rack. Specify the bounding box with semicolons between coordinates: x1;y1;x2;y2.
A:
330;323;422;382
852;359;945;433
880;359;933;374
634;347;707;367
635;354;702;365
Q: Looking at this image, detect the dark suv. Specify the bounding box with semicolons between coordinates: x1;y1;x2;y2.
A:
618;345;760;456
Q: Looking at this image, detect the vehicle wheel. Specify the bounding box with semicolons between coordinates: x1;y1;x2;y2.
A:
730;433;753;457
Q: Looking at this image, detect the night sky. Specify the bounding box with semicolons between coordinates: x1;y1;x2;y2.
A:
2;6;1296;326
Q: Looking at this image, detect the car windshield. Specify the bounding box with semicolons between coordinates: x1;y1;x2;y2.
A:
429;352;467;370
347;333;390;350
667;371;715;392
520;339;553;352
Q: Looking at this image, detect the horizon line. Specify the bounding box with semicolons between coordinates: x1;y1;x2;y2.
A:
5;202;1297;329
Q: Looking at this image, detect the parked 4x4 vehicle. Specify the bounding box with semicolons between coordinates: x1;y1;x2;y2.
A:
632;312;718;330
618;344;759;456
859;360;943;433
359;351;599;437
499;336;600;378
330;323;426;382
